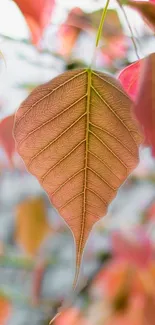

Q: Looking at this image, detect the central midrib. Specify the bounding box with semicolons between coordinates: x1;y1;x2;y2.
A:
74;69;92;286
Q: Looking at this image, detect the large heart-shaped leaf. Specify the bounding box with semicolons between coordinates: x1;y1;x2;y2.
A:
14;69;142;283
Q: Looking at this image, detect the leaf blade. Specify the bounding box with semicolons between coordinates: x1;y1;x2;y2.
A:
14;69;142;285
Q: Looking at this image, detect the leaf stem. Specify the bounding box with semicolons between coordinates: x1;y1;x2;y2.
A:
90;0;110;67
95;0;110;48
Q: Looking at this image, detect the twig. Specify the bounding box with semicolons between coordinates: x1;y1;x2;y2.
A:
117;0;140;60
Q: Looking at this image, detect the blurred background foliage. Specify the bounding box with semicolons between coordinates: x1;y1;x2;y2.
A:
0;0;155;324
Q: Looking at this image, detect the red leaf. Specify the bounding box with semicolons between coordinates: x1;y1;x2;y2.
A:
0;115;15;166
118;59;144;100
14;0;55;44
133;53;155;156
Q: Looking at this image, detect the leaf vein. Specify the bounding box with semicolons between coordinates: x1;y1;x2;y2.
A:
86;202;100;210
41;139;86;184
91;84;138;148
74;69;91;286
28;113;86;168
88;150;121;181
86;187;107;206
92;71;131;100
51;168;85;197
59;192;84;210
89;122;136;157
90;130;128;171
18;94;87;148
15;70;87;128
88;166;116;191
86;210;101;220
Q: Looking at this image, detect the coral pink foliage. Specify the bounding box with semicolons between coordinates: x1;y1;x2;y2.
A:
133;53;155;156
14;0;55;44
111;229;153;267
118;59;143;100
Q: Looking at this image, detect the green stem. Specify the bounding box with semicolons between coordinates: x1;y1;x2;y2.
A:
90;0;110;67
95;0;110;48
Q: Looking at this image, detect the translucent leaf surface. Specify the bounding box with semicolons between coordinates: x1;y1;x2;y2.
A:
14;69;142;282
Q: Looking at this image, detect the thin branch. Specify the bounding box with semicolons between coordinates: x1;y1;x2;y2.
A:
117;0;140;60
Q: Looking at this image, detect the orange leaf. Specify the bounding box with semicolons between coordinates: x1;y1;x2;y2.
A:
14;0;55;44
15;196;52;256
133;53;155;156
55;308;80;325
92;260;129;300
0;298;11;325
0;115;15;166
14;69;142;284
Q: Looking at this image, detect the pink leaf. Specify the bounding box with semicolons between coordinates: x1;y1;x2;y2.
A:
111;228;153;267
100;35;128;67
133;53;155;156
118;59;144;100
58;8;86;57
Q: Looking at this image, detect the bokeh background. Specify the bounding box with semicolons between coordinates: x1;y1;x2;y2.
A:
0;0;155;324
